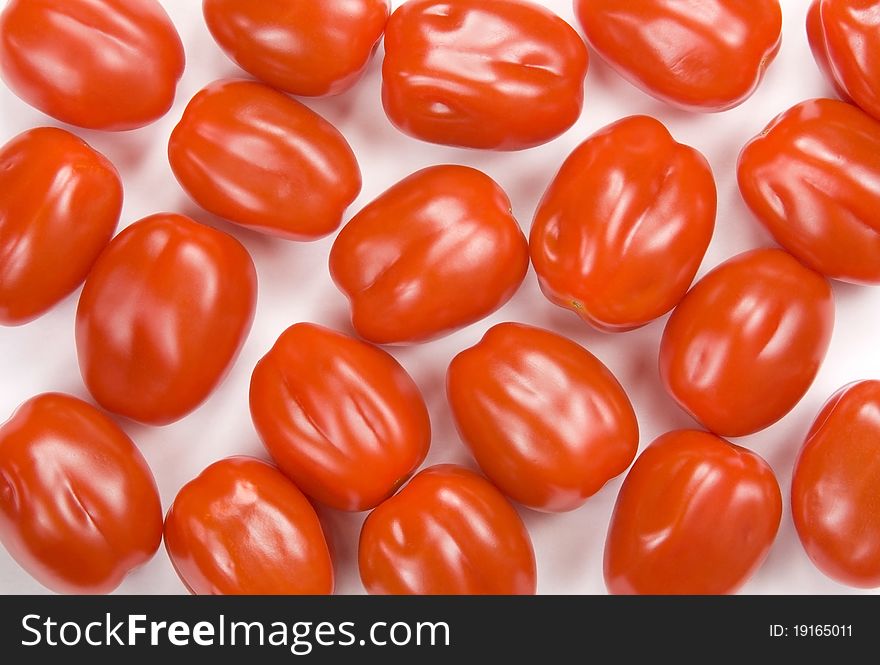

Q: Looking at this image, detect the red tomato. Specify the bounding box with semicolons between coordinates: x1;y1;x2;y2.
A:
531;115;716;331
792;381;880;588
329;165;529;345
382;0;589;150
808;0;880;122
164;456;334;595
76;213;257;426
250;323;431;512
739;99;880;284
806;1;851;101
203;0;389;97
0;0;184;130
359;465;537;594
605;430;782;595
0;393;162;594
168;79;361;240
574;0;782;111
0;127;122;326
660;249;834;438
447;322;638;512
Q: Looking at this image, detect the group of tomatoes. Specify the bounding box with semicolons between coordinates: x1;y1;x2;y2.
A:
0;0;878;596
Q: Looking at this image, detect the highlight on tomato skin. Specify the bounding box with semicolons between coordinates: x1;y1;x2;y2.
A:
574;0;782;112
738;98;880;285
75;213;258;426
530;115;717;332
660;248;835;438
168;79;362;241
604;430;783;595
0;393;163;595
250;322;431;512
447;322;639;512
381;0;589;150
163;456;335;596
0;127;123;326
329;165;530;346
358;464;538;595
0;0;185;130
203;0;390;97
792;380;880;589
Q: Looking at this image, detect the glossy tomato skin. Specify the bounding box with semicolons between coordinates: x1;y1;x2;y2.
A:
0;0;184;130
574;0;782;111
168;79;361;240
531;116;716;331
447;323;638;512
739;99;880;284
807;0;880;121
164;456;334;595
250;323;431;512
792;381;880;588
605;430;782;595
660;249;834;438
359;465;537;594
0;127;122;326
382;0;589;150
0;393;162;594
203;0;389;97
76;213;257;426
806;2;851;101
330;165;529;345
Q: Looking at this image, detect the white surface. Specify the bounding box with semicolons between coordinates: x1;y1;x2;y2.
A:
1;0;878;595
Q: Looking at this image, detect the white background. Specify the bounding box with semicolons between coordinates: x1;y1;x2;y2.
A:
1;0;878;595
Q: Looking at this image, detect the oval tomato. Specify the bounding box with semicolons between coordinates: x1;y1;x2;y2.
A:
0;393;162;594
0;0;184;130
382;0;588;150
359;465;536;594
329;165;529;345
164;456;334;595
808;0;880;121
250;323;431;512
792;381;880;588
76;213;257;426
605;430;782;595
574;0;782;111
660;248;834;437
531;115;716;331
203;0;389;97
738;99;880;284
0;127;122;326
168;79;361;240
447;322;638;512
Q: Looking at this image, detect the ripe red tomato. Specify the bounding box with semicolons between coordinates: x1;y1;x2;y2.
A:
203;0;389;97
0;127;122;326
168;79;361;240
359;465;537;594
250;323;431;512
531;115;716;331
792;381;880;588
738;99;880;284
0;393;162;594
447;322;638;512
382;0;589;150
0;0;185;130
660;249;834;437
164;456;334;595
574;0;782;111
808;0;880;121
605;430;782;595
330;165;529;345
76;213;257;426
